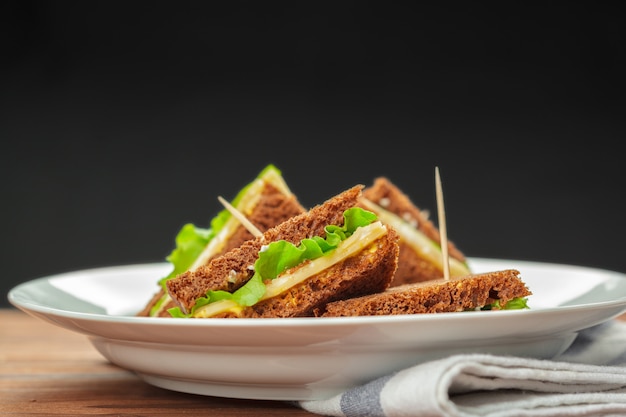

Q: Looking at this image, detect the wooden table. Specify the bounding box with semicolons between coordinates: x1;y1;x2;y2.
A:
0;308;316;416
4;308;626;416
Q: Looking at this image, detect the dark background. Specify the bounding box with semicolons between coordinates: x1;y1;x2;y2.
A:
2;2;625;308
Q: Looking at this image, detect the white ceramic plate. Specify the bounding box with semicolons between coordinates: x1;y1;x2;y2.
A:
8;258;626;401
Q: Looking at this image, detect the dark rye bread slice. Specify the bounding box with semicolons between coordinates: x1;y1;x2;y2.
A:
215;227;399;318
361;177;467;286
167;185;365;315
317;269;531;317
137;182;305;317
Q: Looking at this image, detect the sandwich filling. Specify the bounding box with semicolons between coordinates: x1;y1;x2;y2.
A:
169;207;386;318
149;165;293;316
360;198;470;277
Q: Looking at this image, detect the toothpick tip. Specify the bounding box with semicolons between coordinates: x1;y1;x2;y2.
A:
435;167;451;281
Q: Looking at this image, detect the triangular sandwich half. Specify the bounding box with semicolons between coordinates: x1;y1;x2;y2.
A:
137;164;305;317
166;185;400;318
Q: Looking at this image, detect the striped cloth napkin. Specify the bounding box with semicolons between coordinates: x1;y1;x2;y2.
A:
298;319;626;417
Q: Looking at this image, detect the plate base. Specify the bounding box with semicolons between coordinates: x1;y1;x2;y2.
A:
138;373;341;401
130;332;578;401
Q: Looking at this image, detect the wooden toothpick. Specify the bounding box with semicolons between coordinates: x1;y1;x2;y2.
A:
217;196;264;238
435;167;450;281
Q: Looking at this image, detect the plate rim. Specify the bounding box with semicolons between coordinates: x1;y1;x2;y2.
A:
8;257;626;328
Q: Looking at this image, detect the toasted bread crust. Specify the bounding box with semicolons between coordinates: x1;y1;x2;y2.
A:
215;227;399;318
361;177;467;285
136;183;305;317
167;185;365;314
318;269;531;317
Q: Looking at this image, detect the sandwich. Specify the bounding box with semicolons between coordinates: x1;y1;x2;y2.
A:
316;269;532;317
360;177;471;286
137;164;306;317
166;185;400;318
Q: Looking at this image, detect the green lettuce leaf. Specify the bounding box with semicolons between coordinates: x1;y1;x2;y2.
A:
158;224;213;289
481;297;530;311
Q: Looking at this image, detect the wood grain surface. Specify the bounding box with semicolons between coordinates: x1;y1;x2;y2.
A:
0;309;316;416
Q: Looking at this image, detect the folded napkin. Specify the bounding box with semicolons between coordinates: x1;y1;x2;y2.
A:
298;320;626;417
